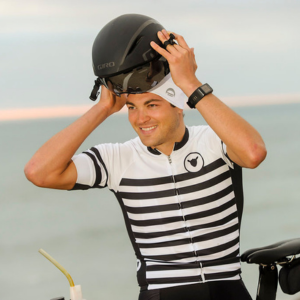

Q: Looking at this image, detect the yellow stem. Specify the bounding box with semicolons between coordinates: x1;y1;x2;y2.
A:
38;248;75;287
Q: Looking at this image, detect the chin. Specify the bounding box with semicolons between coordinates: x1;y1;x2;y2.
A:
139;137;159;148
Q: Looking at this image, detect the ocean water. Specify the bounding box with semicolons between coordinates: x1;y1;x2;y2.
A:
1;103;300;300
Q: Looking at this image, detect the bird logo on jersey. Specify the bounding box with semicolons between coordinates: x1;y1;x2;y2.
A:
184;152;204;173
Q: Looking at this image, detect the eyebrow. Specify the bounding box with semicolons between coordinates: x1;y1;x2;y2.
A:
126;99;163;106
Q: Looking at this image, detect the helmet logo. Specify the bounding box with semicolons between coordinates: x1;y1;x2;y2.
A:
98;62;115;70
166;88;175;97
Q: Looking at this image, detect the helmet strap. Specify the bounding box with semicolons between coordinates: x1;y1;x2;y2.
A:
89;78;102;101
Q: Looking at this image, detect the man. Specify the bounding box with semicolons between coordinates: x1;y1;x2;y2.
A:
25;16;266;300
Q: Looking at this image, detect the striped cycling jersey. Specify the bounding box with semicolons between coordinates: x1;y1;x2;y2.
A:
72;125;243;290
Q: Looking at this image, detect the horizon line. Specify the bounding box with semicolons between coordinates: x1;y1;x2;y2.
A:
1;93;300;122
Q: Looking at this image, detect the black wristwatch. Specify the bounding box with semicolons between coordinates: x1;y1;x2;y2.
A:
187;84;213;109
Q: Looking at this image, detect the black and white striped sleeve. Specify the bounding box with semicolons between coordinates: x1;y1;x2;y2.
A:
71;146;108;190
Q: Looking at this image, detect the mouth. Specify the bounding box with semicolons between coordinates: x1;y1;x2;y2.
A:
139;125;158;134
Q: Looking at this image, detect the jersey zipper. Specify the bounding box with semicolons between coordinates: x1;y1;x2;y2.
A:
167;154;205;282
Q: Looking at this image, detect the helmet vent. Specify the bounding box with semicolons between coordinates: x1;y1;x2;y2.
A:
126;36;144;57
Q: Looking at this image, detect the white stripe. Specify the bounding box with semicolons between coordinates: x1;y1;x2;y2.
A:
122;178;232;208
178;178;233;203
198;243;240;262
140;243;194;257
123;196;179;208
189;218;239;239
119;164;229;193
194;230;239;252
139;230;239;257
203;262;241;274
131;220;185;233
186;205;237;228
127;190;234;221
128;208;182;221
147;267;201;279
83;149;108;187
147;275;241;290
182;191;235;216
136;231;191;244
119;182;175;193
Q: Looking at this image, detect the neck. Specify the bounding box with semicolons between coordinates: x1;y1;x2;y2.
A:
154;124;186;156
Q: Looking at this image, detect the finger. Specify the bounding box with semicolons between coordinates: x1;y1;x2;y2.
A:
168;32;190;50
150;41;173;61
157;31;179;54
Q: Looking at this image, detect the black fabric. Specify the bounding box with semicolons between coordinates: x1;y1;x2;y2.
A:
138;280;253;300
228;163;244;231
279;257;300;295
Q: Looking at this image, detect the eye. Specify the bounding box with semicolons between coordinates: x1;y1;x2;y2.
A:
127;105;135;110
148;103;157;108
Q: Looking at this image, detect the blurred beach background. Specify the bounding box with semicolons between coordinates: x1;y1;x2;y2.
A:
1;1;300;299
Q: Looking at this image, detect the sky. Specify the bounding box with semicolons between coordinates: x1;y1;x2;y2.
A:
1;0;300;117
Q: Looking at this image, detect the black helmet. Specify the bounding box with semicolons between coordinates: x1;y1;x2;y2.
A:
89;14;170;100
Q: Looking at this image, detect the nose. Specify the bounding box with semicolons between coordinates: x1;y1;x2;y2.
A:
136;108;150;124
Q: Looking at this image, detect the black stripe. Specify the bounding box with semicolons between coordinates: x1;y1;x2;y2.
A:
147;256;240;272
188;212;238;231
185;198;236;221
70;183;91;190
137;223;238;249
120;189;176;200
82;151;101;187
147;261;200;272
147;275;203;285
138;238;191;249
130;215;184;227
218;248;240;261
90;147;108;187
192;223;239;243
130;199;235;227
201;255;240;267
120;170;231;200
133;227;187;239
125;186;233;215
120;176;174;186
132;213;238;240
112;191;143;260
178;170;231;195
174;158;226;183
196;236;239;256
120;158;226;187
125;203;179;214
182;185;233;209
145;251;197;261
142;237;239;261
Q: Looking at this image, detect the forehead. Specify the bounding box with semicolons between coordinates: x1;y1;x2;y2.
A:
127;92;167;104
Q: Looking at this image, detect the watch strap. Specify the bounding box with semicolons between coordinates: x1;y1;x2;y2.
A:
187;83;213;108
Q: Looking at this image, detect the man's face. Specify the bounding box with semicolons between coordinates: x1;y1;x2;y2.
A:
126;93;185;154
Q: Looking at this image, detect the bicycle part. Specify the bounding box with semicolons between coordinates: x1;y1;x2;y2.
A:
256;264;278;300
241;238;300;265
279;256;300;295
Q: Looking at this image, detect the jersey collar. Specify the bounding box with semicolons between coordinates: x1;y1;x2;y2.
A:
147;127;189;155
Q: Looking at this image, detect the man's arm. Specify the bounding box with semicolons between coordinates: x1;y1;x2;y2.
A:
151;30;267;168
24;87;126;190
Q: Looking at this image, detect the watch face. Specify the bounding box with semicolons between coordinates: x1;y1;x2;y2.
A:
201;84;213;94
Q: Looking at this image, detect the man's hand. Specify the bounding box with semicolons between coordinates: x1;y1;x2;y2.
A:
150;29;201;96
97;85;127;117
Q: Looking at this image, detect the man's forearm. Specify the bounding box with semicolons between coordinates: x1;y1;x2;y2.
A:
24;103;110;188
194;91;267;168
